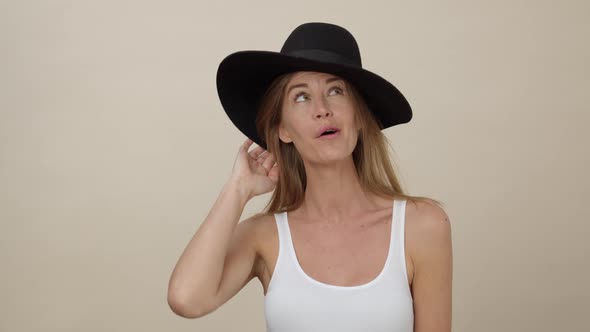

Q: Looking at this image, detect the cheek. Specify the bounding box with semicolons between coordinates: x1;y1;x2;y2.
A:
334;100;357;122
329;96;355;112
282;116;311;140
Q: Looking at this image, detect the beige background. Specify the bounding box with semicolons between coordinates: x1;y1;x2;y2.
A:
1;0;588;331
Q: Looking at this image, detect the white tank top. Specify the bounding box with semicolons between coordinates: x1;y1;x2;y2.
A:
264;199;414;332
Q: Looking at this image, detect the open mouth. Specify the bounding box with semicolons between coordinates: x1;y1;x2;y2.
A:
318;129;340;139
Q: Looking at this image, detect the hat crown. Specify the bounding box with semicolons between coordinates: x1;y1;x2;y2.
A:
280;22;362;67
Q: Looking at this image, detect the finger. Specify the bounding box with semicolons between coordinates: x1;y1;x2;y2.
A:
261;153;276;171
249;146;267;160
255;149;271;163
268;163;280;181
242;138;254;150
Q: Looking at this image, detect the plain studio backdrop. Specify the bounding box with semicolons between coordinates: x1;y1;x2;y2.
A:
1;0;588;331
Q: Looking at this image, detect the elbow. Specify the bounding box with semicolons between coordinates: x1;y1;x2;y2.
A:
167;290;212;319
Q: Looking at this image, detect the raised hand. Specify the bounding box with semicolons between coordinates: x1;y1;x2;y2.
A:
230;138;280;200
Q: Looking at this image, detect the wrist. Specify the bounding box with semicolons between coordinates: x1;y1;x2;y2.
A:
225;176;251;203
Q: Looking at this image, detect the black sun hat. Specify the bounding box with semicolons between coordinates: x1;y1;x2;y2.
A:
216;22;413;151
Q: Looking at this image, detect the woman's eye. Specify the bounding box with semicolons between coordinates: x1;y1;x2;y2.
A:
329;86;343;95
294;92;308;103
294;87;343;103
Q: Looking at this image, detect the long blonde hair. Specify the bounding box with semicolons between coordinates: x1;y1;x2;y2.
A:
253;71;442;215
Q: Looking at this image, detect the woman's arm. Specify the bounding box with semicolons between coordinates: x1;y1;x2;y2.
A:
167;138;277;318
410;201;453;332
167;177;252;318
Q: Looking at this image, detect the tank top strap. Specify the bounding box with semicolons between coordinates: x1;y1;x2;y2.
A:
393;200;403;254
273;211;285;251
393;199;410;287
271;211;291;273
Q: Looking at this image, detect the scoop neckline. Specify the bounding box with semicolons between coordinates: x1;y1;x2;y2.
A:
283;199;398;290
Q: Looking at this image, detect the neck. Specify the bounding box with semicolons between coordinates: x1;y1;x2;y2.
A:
298;156;379;223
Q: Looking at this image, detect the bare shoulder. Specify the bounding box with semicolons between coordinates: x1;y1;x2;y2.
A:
404;199;453;329
405;199;451;234
404;199;452;264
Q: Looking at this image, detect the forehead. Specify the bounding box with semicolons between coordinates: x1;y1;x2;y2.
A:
286;71;344;86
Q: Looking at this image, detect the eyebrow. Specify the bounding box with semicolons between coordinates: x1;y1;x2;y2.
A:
286;77;344;95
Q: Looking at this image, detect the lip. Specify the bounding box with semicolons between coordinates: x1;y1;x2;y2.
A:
317;130;340;140
316;126;340;138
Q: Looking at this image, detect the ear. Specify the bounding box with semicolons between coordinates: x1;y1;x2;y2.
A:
278;124;293;143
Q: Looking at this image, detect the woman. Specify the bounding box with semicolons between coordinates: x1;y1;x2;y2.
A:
168;22;453;332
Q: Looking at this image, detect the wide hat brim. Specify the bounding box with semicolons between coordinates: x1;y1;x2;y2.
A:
216;50;412;151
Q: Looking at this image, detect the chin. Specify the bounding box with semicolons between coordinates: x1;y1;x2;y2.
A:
316;149;354;162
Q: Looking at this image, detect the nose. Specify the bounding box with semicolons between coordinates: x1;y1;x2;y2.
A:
313;95;333;119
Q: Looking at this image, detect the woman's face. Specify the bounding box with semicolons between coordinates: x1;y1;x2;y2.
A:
278;71;360;163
